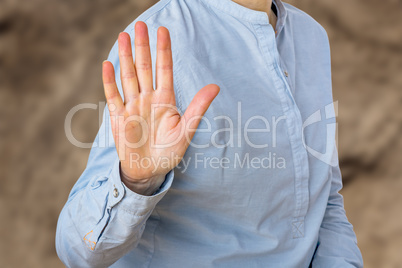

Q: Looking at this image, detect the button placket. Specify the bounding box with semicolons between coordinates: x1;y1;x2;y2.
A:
253;23;310;239
278;56;295;100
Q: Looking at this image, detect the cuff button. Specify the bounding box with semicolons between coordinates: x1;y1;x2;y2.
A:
113;188;119;198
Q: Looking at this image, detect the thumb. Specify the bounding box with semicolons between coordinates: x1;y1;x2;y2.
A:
181;84;220;142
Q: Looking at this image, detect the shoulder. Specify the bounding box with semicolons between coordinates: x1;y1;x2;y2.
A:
282;2;329;41
120;0;191;34
120;0;176;32
107;0;185;58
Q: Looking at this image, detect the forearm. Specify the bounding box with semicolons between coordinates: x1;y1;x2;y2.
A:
120;164;167;196
56;158;173;267
312;198;363;267
311;160;363;267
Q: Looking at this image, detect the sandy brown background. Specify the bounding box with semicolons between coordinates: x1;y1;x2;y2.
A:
1;0;401;267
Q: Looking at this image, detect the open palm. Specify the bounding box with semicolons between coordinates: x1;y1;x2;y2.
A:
102;21;219;191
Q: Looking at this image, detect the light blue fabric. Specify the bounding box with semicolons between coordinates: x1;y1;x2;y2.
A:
56;0;363;267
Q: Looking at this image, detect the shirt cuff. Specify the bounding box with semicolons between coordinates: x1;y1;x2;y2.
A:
107;158;174;213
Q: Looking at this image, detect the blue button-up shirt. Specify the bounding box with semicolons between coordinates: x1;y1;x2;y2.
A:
56;0;363;267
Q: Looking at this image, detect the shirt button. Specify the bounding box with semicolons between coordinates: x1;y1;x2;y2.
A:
284;70;289;77
113;188;119;198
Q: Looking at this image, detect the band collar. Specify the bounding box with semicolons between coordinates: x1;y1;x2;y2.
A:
199;0;287;32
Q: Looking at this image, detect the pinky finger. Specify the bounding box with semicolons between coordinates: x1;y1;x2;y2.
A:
103;61;124;115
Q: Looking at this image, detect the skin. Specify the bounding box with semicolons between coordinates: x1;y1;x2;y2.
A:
102;1;276;196
103;23;220;195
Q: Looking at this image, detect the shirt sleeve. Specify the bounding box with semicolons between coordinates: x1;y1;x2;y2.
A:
311;147;363;267
56;107;174;267
56;25;174;267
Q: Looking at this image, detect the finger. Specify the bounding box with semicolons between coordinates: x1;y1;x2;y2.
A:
134;21;153;93
156;27;174;95
118;32;139;102
182;84;220;141
103;61;124;115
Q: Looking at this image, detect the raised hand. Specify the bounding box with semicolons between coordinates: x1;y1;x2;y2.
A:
102;21;219;195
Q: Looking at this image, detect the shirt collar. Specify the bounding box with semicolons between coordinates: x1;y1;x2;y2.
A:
199;0;287;31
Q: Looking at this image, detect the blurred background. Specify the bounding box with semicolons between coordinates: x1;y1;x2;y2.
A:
0;0;401;267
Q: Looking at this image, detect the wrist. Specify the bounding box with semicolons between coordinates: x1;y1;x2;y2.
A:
119;165;165;196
